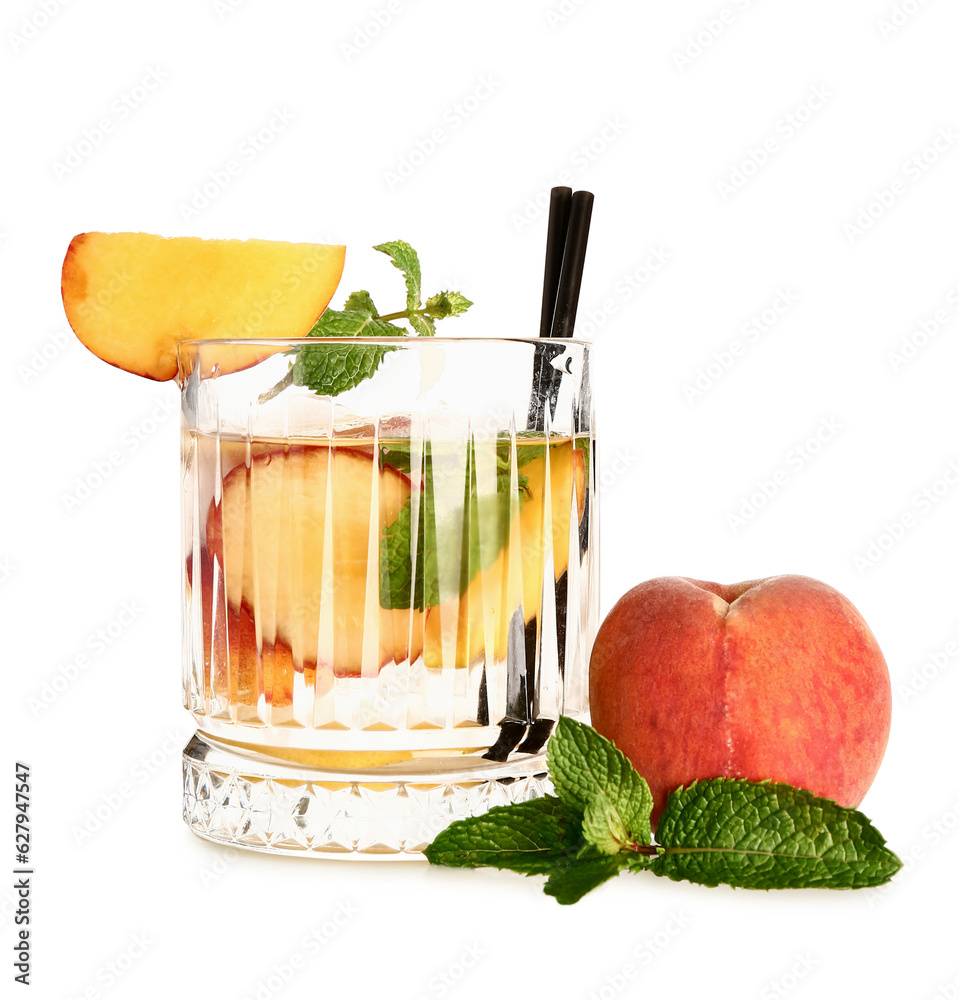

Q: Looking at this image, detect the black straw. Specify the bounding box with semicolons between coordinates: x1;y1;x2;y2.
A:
498;188;594;762
549;190;593;340
539;187;572;338
528;187;591;430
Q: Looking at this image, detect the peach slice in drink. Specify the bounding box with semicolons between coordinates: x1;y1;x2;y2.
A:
186;548;300;716
423;441;586;668
209;443;425;679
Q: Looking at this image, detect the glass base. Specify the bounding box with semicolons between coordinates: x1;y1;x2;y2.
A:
182;730;552;859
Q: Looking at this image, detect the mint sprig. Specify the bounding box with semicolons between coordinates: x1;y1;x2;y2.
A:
423;717;903;903
423;796;586;875
259;241;472;400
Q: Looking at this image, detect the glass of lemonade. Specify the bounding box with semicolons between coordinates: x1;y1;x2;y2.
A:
179;335;597;857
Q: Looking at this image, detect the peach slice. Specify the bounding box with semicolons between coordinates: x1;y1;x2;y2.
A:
209;444;424;677
61;232;345;381
424;441;586;668
186;548;298;713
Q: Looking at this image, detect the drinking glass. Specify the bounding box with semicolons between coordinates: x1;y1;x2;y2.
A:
179;336;598;857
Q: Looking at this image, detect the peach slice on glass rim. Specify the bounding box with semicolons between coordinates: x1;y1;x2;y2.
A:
61;231;345;381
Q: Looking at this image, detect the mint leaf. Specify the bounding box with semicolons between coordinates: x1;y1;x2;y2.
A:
651;779;903;889
547;717;653;849
378;442;413;475
374;240;421;312
342;289;378;314
581;796;629;855
290;299;406;396
380;486;440;612
424;290;473;319
306;306;400;338
292;342;396;397
423;794;629;904
408;312;435;337
423;796;584;874
544;854;629;905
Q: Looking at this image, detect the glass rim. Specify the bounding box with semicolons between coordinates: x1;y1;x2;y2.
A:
177;335;592;351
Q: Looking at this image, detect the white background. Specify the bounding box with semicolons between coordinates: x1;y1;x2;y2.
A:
4;1;959;998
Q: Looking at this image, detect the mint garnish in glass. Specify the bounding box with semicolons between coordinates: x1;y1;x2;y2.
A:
260;240;472;401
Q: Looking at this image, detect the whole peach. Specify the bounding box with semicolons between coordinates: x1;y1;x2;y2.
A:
588;575;892;827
